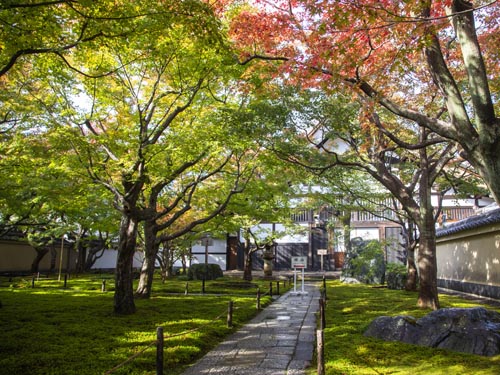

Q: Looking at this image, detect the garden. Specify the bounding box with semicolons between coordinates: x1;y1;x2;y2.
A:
0;273;279;375
2;273;500;374
320;280;500;375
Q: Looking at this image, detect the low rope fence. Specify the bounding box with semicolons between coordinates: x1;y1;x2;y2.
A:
103;280;280;375
5;273;113;291
6;274;291;373
103;304;232;375
18;274;294;297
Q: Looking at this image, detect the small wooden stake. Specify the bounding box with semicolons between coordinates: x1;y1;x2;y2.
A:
319;298;326;330
156;327;164;375
317;329;325;375
227;300;233;328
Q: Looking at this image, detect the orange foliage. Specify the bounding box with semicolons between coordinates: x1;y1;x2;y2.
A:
228;0;500;105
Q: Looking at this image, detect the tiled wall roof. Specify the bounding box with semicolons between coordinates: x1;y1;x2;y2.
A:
436;207;500;237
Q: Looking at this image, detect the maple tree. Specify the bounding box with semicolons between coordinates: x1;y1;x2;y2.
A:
249;86;455;309
229;0;500;204
210;98;308;281
0;126;118;273
0;0;240;314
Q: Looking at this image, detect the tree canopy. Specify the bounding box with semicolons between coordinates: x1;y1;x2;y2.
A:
229;0;500;203
1;0;499;313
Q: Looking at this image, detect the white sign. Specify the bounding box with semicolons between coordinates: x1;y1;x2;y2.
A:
291;256;307;269
317;249;328;255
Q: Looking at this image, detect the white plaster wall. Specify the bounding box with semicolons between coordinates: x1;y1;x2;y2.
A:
436;224;500;286
239;223;309;244
333;227;380;252
191;238;227;271
91;249;144;269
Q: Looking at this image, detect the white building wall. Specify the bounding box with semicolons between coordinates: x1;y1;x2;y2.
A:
239;223;309;244
91;250;144;269
191;238;227;271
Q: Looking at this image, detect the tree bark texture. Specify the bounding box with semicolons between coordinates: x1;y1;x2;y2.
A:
135;220;158;299
243;249;253;281
31;246;49;274
422;0;500;204
417;228;439;310
406;248;418;292
114;214;139;315
403;221;418;291
416;142;440;310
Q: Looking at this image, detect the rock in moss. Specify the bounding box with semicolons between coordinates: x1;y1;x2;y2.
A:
364;307;500;356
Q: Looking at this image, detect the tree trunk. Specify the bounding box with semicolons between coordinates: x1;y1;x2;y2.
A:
181;255;187;275
135;220;158;299
114;214;139;315
404;221;418;291
75;236;87;274
471;147;500;206
417;226;439;310
243;239;253;282
31;246;49;274
416;139;440;310
341;213;352;253
406;248;418;292
135;249;156;298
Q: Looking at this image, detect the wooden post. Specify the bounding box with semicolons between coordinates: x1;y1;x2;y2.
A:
317;329;325;375
322;275;327;299
319;298;326;330
202;277;206;294
276;281;280;296
63;274;68;288
227;300;233;328
269;282;273;297
101;279;106;292
32;276;35;288
156;327;164;375
256;288;261;310
184;282;189;296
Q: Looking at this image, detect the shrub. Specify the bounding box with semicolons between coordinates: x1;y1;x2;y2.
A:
187;264;223;281
343;239;385;284
386;263;408;290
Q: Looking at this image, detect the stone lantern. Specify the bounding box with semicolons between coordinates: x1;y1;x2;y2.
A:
262;242;275;279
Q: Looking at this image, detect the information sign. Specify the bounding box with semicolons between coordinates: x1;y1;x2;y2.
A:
291;256;307;294
291;256;307;269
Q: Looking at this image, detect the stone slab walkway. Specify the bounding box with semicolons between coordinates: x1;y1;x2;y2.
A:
181;282;321;375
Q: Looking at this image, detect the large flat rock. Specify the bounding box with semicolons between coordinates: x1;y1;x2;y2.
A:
364;307;500;356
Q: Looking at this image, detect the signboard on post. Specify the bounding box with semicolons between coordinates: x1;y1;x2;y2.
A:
317;249;327;271
291;256;307;294
291;256;307;269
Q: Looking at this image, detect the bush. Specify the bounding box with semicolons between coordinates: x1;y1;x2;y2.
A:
187;264;223;281
343;239;385;285
386;263;408;290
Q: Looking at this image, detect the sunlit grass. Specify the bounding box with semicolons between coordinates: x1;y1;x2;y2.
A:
311;281;500;375
0;274;280;375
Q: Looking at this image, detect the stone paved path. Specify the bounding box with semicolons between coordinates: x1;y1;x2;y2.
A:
181;282;321;375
